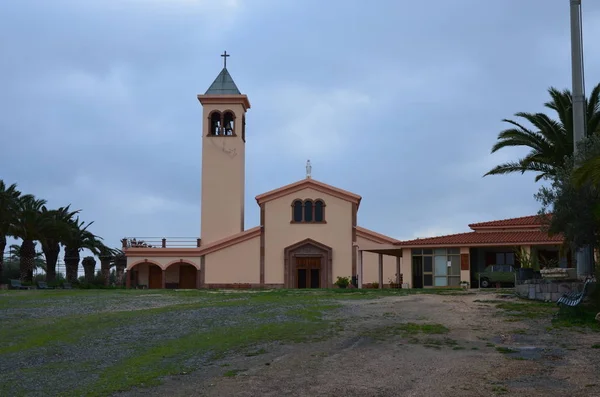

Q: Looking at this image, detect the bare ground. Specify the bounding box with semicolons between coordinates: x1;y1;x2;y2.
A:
123;292;600;397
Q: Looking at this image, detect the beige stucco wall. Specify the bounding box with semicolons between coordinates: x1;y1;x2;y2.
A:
136;263;149;285
200;102;247;245
460;246;470;283
357;236;397;285
264;187;353;285
126;256;201;270
400;248;412;287
204;235;260;284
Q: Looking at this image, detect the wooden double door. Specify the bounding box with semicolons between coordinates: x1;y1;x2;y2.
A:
296;257;321;289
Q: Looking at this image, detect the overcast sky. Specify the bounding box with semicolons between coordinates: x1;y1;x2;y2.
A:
2;0;600;254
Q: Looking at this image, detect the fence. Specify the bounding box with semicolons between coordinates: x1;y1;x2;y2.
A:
122;237;201;249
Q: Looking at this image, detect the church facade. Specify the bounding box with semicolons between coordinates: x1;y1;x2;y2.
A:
123;64;400;289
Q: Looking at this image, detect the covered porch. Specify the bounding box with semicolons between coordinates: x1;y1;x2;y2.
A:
126;260;201;289
358;244;471;289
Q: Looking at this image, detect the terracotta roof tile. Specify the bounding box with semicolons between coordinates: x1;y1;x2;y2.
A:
393;230;563;247
468;214;551;229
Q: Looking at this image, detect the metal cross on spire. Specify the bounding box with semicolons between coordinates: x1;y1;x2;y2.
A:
221;51;230;68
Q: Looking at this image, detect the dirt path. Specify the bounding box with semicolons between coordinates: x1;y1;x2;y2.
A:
125;292;600;397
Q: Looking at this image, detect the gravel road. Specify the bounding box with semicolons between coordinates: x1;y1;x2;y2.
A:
125;292;600;397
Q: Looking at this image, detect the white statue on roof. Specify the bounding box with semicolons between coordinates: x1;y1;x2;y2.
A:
306;159;312;179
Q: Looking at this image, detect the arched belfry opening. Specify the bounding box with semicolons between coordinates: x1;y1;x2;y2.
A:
223;111;235;136
210;111;222;136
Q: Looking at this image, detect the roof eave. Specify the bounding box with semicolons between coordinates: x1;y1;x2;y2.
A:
197;94;251;111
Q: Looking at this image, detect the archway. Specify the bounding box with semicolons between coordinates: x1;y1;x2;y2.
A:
165;261;199;289
128;261;163;289
284;239;333;288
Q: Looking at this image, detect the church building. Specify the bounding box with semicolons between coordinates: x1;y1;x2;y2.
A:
123;58;400;289
123;56;565;290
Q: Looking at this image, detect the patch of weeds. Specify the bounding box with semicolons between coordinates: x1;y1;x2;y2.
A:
471;347;479;350
220;363;231;367
592;344;600;349
512;328;528;334
496;347;518;354
223;369;245;377
551;305;600;331
486;343;495;347
492;385;508;394
245;348;267;357
452;346;466;350
496;301;556;319
473;299;504;304
395;323;449;335
362;322;449;341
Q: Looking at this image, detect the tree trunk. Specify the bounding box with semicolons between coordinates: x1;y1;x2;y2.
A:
64;247;80;283
83;263;95;283
42;241;60;283
100;258;111;286
0;235;6;283
19;239;36;283
115;264;126;286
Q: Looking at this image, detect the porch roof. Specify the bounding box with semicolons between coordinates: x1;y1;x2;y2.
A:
359;230;563;256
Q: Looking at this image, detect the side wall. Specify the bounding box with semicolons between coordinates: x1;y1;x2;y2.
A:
204;235;260;285
264;187;353;286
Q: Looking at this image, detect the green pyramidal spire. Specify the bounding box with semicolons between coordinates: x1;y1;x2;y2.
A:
205;68;241;95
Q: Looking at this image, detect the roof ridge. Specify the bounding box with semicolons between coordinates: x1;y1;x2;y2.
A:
468;214;551;228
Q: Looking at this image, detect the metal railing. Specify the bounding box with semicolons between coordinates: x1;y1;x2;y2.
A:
121;237;201;249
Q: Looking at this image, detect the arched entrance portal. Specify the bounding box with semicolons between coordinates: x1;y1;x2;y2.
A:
284;239;333;288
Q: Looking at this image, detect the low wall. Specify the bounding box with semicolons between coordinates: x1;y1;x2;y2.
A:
515;280;583;302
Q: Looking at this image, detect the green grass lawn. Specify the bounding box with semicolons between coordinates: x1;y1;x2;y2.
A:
0;288;468;396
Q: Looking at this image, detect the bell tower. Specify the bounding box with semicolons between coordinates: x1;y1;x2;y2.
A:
198;52;251;245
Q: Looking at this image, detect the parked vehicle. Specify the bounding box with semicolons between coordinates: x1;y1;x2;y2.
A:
476;265;516;288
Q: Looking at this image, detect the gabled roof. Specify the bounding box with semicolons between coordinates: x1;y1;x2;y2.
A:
205;68;241;95
255;178;362;206
468;214;551;230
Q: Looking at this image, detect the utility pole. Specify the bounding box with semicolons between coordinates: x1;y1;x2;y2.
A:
570;0;593;278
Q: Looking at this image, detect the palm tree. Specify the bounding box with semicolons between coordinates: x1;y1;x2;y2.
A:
39;205;80;283
62;218;105;283
573;154;600;187
8;244;46;272
10;195;48;281
484;83;600;182
82;256;97;283
0;181;26;281
113;250;127;286
99;246;116;287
